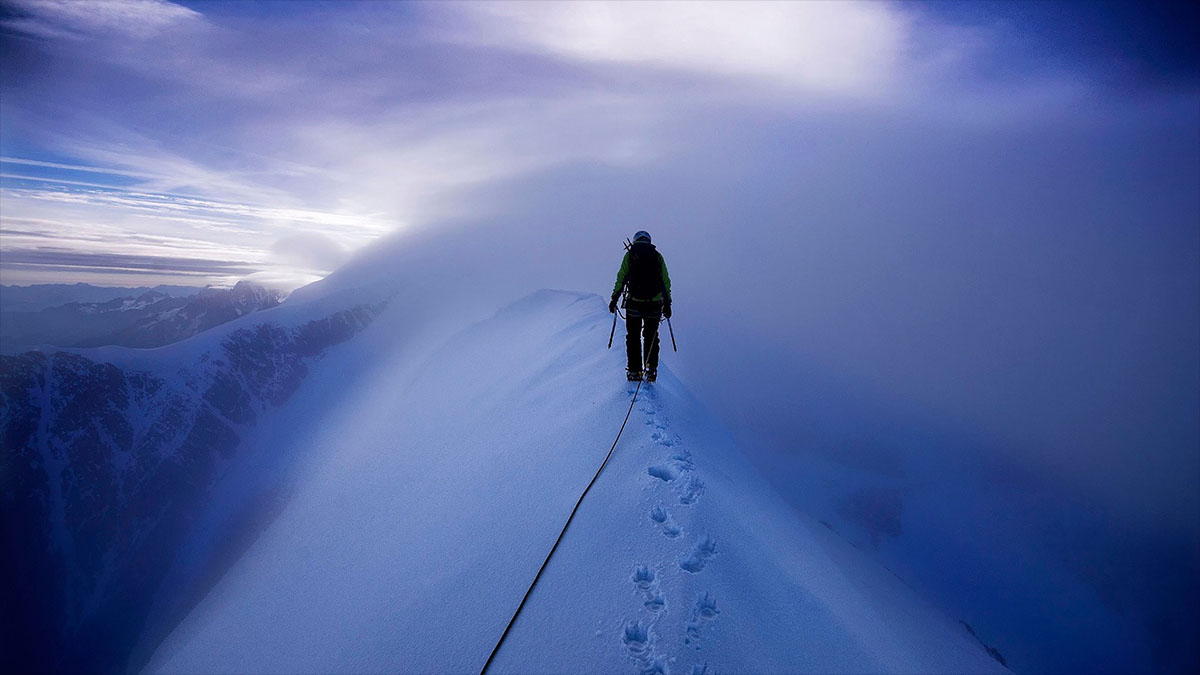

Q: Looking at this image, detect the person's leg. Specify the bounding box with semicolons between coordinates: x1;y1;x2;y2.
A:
643;312;661;371
625;312;643;372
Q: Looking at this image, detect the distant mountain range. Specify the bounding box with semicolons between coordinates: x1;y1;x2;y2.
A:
1;282;287;348
0;283;202;313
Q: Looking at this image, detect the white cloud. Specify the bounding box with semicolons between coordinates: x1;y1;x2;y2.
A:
271;232;349;273
4;0;201;41
453;1;911;95
0;0;941;289
238;269;323;292
0;177;388;288
0;156;153;178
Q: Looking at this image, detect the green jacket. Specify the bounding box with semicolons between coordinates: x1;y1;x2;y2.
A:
612;249;671;302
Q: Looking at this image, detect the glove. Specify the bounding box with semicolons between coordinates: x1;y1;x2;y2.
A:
663;302;672;319
609;296;618;313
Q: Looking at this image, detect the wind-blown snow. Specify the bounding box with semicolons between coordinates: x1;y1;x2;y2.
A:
146;290;1004;674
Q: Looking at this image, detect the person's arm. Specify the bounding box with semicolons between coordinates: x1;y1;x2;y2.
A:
612;252;630;298
610;252;630;312
660;254;672;317
660;254;671;302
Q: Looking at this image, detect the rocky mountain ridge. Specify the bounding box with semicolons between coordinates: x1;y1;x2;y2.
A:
0;283;201;313
1;281;287;348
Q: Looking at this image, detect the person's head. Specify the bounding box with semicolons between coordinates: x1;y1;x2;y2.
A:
633;230;651;244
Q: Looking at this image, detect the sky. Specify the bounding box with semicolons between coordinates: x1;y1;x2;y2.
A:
1;0;1198;668
3;0;1191;289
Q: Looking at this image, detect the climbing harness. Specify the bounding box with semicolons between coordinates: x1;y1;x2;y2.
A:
479;378;644;674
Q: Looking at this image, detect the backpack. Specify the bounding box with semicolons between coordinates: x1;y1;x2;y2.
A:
626;241;664;300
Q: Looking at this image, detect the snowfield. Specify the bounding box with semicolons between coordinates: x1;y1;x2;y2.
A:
146;290;1006;674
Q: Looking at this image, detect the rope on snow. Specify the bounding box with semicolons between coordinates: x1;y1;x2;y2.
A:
480;378;643;674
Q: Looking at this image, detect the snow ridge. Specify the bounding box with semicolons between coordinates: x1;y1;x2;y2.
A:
145;290;1007;675
622;387;719;675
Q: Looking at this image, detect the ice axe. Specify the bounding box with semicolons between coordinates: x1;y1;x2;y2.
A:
607;289;627;349
666;316;677;352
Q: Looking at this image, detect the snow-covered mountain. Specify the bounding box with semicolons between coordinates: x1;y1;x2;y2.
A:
141;289;1006;674
1;281;286;348
0;283;201;313
4;229;1009;674
1;297;382;673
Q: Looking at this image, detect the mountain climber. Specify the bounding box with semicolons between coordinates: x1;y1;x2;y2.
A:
609;230;671;382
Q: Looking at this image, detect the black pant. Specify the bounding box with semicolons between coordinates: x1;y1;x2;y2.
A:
625;299;662;371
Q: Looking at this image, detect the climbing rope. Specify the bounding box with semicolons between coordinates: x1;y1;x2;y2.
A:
479;378;643;674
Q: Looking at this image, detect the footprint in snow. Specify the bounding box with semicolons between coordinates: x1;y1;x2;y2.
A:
671;449;694;472
649;504;682;538
685;592;720;646
681;535;717;573
632;566;666;613
679;476;705;505
648;465;677;482
644;421;669;434
632;566;656;591
623;621;650;656
695;592;720;619
691;665;711;675
651;431;676;447
643;593;666;612
622;620;667;674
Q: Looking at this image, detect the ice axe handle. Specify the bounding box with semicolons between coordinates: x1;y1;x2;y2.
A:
667;316;677;352
608;311;617;349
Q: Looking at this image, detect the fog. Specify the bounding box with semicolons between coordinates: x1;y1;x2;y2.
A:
372;92;1199;670
451;97;1199;525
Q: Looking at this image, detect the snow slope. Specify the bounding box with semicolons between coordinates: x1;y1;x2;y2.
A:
146;290;1006;674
